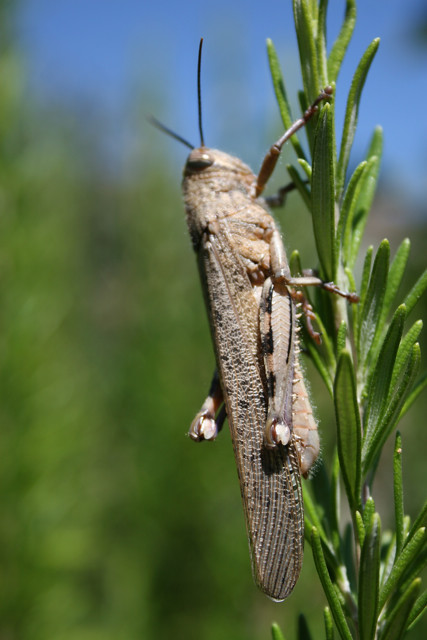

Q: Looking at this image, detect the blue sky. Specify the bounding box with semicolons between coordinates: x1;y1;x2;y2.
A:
17;1;427;213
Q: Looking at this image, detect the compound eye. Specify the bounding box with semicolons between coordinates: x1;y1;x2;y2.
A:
186;149;214;171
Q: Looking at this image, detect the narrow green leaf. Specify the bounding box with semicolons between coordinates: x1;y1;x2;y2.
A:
334;351;361;510
357;240;390;366
363;497;375;530
330;450;341;554
317;0;328;87
358;246;373;309
327;0;357;82
355;510;365;546
338;159;368;264
311;103;336;279
344;156;380;269
297;613;313;640
359;513;381;640
398;541;427;593
390;320;423;393
287;164;311;209
304;513;314;540
303;520;339;577
311;528;353;640
394;432;404;557
399;370;427;419
336;38;380;199
406;499;427;546
310;460;330;524
407;590;427;630
363;342;420;474
336;321;347;356
402;269;427;316
347;128;383;267
362;305;406;455
310;309;336;370
342;522;357;595
381;532;397;588
298;158;312;179
384;340;420;431
298;88;309;120
379;527;426;611
379;238;411;327
379;578;421;640
267;38;305;159
298;158;313;182
403;515;411;539
323;606;334;640
354;245;373;342
290;249;303;276
310;460;333;528
293;0;319;102
266;38;291;126
365;123;383;161
272;622;286;640
305;339;334;396
297;55;321;155
303;483;330;547
304;517;340;578
298;158;313;185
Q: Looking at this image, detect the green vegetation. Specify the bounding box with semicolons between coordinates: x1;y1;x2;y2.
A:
267;1;427;638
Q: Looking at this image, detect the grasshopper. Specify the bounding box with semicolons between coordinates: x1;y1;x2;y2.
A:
152;40;358;601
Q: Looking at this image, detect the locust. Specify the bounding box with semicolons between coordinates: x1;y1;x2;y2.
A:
151;39;358;601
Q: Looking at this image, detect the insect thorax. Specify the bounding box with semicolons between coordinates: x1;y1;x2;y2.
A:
182;147;275;284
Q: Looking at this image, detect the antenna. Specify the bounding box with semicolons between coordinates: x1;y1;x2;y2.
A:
148;39;206;151
197;38;205;147
147;116;194;150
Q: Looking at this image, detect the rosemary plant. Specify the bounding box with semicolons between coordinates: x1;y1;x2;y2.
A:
268;1;427;638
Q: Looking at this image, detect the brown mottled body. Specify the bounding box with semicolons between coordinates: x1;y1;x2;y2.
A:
183;148;318;600
151;40;357;601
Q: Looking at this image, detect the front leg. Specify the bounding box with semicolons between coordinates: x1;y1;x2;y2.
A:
264;182;298;208
189;370;226;441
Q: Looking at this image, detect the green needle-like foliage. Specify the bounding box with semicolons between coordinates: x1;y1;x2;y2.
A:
268;1;426;638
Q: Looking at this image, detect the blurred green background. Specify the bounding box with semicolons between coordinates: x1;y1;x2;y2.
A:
0;2;426;639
